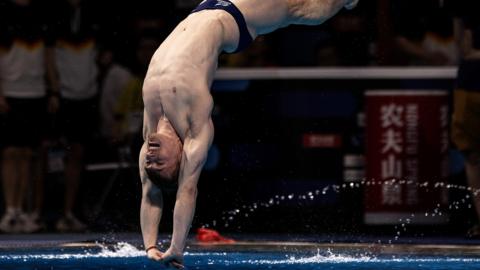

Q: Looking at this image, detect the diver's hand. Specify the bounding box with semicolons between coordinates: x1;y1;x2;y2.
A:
160;248;184;269
146;246;164;261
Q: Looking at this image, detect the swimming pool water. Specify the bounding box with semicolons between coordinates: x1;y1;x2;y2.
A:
1;242;480;270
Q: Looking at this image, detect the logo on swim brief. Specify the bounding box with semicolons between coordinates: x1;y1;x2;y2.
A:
215;0;231;7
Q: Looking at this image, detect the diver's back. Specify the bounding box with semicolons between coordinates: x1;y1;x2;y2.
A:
146;12;231;90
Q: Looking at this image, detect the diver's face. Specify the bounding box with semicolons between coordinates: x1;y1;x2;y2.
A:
145;132;182;182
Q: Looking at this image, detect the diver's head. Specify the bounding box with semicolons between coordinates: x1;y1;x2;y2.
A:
145;122;182;187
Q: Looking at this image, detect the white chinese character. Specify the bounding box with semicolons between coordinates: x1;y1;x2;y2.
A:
381;129;403;153
381;104;404;128
381;154;402;179
382;183;402;205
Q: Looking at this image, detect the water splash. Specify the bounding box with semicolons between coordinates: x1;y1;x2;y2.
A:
203;179;479;242
2;244;480;268
0;242;144;261
197;249;480;266
283;249;375;264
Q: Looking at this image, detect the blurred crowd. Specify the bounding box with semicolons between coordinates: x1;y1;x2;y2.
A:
0;0;476;234
0;0;166;233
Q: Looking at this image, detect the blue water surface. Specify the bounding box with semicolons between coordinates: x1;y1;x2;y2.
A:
1;243;480;270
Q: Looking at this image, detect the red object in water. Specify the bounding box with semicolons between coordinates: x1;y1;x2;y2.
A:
196;228;235;244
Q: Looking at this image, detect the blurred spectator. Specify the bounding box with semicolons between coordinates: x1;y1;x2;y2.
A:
391;0;457;65
99;0;167;154
451;0;480;238
0;0;58;233
49;0;103;232
113;36;161;157
99;50;133;145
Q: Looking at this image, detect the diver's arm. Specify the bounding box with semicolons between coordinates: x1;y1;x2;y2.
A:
139;143;164;260
162;119;214;267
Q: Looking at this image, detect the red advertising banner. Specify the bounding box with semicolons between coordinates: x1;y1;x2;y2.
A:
364;90;449;225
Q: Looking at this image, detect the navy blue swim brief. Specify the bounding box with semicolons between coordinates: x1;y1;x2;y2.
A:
192;0;253;53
